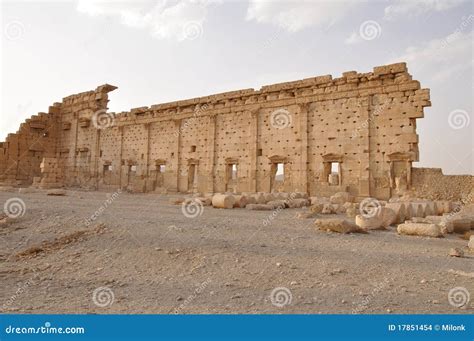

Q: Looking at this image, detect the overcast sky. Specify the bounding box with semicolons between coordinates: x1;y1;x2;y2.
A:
1;0;472;175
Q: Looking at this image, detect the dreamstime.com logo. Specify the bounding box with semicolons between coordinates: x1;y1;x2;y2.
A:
92;287;114;308
4;20;25;41
4;322;85;335
448;109;470;130
359;197;381;218
92;109;115;129
270;109;292;129
359;20;382;41
183;21;203;40
3;197;26;219
270;287;292;308
448;287;470;308
181;199;204;218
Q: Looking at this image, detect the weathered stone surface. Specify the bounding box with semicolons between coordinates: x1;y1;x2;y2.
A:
1;63;470;203
233;195;248;208
397;223;443;238
329;192;353;205
46;189;66;196
212;194;235;209
451;218;471;233
314;218;365;234
310;203;324;213
385;203;406;223
469;236;474;251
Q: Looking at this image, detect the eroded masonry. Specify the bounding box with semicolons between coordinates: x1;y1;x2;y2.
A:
1;62;469;200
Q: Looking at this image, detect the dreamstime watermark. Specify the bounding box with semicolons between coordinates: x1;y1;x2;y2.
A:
270;109;292;129
270;287;292;308
448;287;470;308
448;109;470;130
181;198;204;218
3;197;26;219
359;20;381;41
4;20;25;41
182;21;203;40
352;278;390;314
359;197;381;218
174;104;209;137
174;278;211;314
4;322;85;335
92;287;114;308
351;102;388;139
2;274;37;311
92;109;115;129
438;15;473;52
262;192;298;226
84;189;121;226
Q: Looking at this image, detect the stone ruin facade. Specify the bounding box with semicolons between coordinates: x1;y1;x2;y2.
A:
1;62;466;201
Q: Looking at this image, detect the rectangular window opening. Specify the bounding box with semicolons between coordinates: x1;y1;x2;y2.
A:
275;163;284;181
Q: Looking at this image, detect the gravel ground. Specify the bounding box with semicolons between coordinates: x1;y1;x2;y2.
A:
0;188;472;314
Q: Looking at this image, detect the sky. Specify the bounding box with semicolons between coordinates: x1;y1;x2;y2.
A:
1;0;472;175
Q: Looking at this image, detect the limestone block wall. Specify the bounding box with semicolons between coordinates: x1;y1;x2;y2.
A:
0;105;60;186
411;168;473;203
0;63;435;199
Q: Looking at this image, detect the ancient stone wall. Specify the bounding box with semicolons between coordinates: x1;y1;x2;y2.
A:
411;168;473;203
0;63;435;199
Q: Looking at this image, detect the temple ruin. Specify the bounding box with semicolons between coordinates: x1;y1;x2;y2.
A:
1;62;468;200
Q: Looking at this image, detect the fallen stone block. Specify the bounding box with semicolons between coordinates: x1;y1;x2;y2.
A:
212;194;235;209
330;192;353;205
47;189;66;196
310;197;330;205
385;203;406;223
287;198;310;208
321;204;335;214
469;236;474;251
263;193;275;203
233;195;248;208
355;214;383;230
253;193;266;204
451;218;471;233
346;206;358;218
246;196;257;205
310;203;324;213
314;218;365;234
379;207;397;227
267;200;287;209
421;215;454;234
448;248;464;258
397;223;443;238
410;203;424;218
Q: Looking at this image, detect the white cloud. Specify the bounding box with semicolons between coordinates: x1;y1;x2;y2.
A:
246;0;358;32
391;30;473;83
345;32;361;45
384;0;466;20
76;0;218;40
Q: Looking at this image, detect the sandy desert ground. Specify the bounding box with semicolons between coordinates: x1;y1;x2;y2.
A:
0;189;472;314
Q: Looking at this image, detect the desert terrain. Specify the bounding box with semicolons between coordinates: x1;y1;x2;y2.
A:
0;188;472;314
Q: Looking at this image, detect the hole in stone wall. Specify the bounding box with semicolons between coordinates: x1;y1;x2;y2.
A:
275;163;284;181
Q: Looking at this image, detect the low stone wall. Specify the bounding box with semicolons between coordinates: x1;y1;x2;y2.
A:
411;167;473;203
